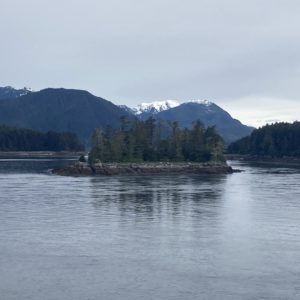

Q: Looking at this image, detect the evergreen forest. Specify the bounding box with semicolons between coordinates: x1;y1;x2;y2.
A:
0;125;84;151
228;122;300;157
89;117;225;163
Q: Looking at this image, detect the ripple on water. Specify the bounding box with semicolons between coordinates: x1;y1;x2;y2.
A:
0;159;300;300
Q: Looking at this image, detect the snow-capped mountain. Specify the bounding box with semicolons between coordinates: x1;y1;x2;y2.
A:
118;99;254;143
130;99;213;116
134;100;180;115
123;99;214;119
0;86;33;99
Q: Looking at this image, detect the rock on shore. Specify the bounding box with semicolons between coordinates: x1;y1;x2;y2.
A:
52;161;235;176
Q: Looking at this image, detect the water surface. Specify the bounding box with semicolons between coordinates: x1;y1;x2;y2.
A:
0;160;300;299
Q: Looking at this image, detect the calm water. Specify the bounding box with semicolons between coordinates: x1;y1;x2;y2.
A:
0;159;300;300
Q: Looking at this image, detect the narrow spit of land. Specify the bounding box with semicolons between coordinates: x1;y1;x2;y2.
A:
52;161;236;176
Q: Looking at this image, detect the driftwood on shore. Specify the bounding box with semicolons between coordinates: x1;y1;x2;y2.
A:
52;161;236;176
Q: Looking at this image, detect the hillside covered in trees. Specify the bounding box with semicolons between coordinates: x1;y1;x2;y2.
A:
0;87;253;145
89;117;225;163
0;125;84;151
228;122;300;157
0;88;132;145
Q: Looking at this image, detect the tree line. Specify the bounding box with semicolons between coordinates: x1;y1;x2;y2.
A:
228;122;300;157
89;117;225;163
0;125;84;151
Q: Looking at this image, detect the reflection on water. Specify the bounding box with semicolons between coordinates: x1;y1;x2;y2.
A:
0;160;300;300
0;158;74;173
90;175;226;221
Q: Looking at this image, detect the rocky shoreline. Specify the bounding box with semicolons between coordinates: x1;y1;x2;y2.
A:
52;161;237;176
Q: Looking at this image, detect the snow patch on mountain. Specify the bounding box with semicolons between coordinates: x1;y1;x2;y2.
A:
134;100;180;115
130;99;213;115
0;86;33;99
187;99;212;106
19;87;33;96
118;99;215;116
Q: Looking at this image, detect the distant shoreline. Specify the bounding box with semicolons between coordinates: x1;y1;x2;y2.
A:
0;151;84;159
226;155;300;167
52;161;237;176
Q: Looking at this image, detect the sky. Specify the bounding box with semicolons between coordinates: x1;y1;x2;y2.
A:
0;0;300;127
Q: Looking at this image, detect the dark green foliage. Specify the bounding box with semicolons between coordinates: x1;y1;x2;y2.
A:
79;155;86;162
227;122;300;157
89;117;225;163
0;125;84;151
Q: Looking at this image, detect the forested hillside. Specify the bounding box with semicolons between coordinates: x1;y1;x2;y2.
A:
0;88;132;145
89;117;225;163
228;122;300;157
0;125;84;151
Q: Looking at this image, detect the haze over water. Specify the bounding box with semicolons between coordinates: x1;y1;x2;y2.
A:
0;160;300;299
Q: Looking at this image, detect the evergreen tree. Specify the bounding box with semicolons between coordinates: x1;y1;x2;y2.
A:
89;117;225;163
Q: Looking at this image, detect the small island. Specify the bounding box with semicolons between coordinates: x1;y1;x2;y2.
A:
53;118;235;176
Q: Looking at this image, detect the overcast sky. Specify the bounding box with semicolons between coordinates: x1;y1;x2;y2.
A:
1;0;300;127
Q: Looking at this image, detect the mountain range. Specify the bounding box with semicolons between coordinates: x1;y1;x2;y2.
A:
0;86;254;145
123;99;254;143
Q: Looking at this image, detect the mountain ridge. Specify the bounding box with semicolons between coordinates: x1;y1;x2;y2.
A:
0;86;33;99
0;86;254;144
0;87;132;145
124;99;254;143
154;101;254;143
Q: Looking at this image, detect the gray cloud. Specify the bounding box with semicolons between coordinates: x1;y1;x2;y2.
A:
1;0;300;126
